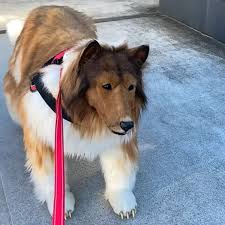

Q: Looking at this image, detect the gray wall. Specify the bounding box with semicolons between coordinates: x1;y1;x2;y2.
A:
160;0;225;44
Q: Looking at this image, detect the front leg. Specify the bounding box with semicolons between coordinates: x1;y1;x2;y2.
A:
100;141;138;219
23;129;75;219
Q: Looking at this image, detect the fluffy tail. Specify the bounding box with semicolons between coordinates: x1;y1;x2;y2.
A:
6;19;24;45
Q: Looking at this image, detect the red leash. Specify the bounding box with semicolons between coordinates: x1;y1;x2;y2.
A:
30;50;69;225
52;68;65;225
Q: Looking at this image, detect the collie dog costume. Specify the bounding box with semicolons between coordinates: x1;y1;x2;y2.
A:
4;6;149;219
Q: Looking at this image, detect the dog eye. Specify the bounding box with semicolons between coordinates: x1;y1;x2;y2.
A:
102;83;112;90
128;84;134;91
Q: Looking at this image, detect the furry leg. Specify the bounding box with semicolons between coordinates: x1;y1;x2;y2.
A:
23;129;75;217
100;144;138;218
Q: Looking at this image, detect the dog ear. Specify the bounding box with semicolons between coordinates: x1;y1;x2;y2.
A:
128;45;149;68
78;40;101;68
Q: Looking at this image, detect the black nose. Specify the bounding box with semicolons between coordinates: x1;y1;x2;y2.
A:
120;121;134;132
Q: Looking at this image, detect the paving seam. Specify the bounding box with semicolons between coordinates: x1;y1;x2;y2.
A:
0;10;159;34
0;173;14;225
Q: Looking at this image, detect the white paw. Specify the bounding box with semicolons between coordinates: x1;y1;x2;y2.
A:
106;190;137;219
46;190;75;219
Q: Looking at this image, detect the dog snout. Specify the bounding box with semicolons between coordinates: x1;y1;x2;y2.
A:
120;121;134;132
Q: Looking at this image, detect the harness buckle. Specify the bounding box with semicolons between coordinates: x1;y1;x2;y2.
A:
30;84;37;92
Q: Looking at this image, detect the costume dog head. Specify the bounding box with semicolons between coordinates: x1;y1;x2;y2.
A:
61;40;149;136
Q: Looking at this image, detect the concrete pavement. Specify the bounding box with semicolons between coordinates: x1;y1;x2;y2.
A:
0;0;158;31
1;1;225;225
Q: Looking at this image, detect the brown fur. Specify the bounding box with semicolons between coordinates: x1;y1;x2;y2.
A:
61;43;148;139
3;6;98;183
3;6;149;213
4;5;148;161
24;126;54;176
4;5;96;122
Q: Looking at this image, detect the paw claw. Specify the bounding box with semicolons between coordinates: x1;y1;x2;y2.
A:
132;209;135;218
119;209;136;220
107;190;137;220
65;210;73;220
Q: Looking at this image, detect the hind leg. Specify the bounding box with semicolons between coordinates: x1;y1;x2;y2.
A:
23;129;75;218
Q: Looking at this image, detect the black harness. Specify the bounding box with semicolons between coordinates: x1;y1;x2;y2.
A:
30;51;72;122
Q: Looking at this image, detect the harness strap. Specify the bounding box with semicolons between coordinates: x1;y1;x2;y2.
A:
30;48;72;122
43;49;69;67
31;74;72;122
